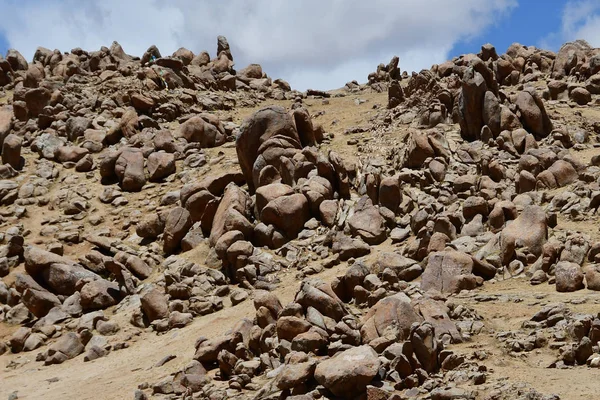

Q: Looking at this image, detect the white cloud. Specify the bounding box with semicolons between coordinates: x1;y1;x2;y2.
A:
0;0;516;90
540;0;600;49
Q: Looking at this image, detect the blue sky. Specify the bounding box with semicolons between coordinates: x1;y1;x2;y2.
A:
450;0;567;57
0;0;598;90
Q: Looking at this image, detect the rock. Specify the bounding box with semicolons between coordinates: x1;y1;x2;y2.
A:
411;322;439;372
115;148;146;192
570;87;591;105
584;265;600;291
66;117;92;142
2;134;23;170
236;106;301;193
379;176;401;212
177;116;225;148
514;88;553;138
295;279;346;321
458;68;487;141
555;261;585;292
421;250;479;294
21;286;61;318
276;316;312;341
388;80;404;108
163;207;192;254
209;183;252;246
314;345;380;397
261;193;310;240
276;361;316;390
361;293;423;343
55;146;89;163
80;279;121;311
45;332;84;365
499;205;547;264
255;183;295;214
147;152;175;181
141;286;169;322
347;196;386;245
548;160;578;187
332;233;371;261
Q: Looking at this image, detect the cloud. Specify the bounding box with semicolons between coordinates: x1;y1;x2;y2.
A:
540;0;600;49
0;0;516;90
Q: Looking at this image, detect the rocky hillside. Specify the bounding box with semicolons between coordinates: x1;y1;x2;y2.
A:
1;37;600;400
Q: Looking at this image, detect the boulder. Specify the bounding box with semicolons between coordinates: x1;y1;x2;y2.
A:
80;279;121;311
514;89;553;138
499;205;547;264
361;293;423;343
261;193;310;240
555;261;585;292
147;152;176;181
163;207;192;254
115;148;146;192
458;68;487;141
295;279;346;321
236;106;301;193
176;116;226;148
1;133;22;170
44;332;84;365
570;87;591;105
347;196;386;245
421;250;479;294
141;286;169;322
209;183;252;246
314;345;380;397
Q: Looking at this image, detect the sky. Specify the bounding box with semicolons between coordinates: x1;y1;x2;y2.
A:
0;0;599;91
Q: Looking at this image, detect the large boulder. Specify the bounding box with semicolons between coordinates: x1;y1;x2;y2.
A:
458;68;487;141
347;196;386;245
176;116;226;148
552;41;590;79
514;89;553;139
115;148;146;192
314;345;380;397
261;193;310;240
163;207;192;254
80;279;121;311
209;183;252;246
295;279;346;321
500;205;547;264
360;293;423;343
236;106;302;193
555;261;585;292
421;250;479;294
2;133;23;170
141;286;169;322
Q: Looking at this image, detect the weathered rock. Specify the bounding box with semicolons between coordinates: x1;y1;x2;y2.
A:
361;293;423;343
141;286;169;322
163;207;192;254
555;261;585;292
514;89;553;138
2;134;23;170
421;250;479;294
314;345;380;397
261;193;310;240
499;205;547;264
115;148;146;192
347;196;386;245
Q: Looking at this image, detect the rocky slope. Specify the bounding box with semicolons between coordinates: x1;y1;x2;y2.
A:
1;37;600;400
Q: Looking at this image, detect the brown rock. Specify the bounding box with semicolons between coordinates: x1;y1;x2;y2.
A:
2;133;22;169
163;207;192;254
314;345;380;397
147;152;175;181
361;293;422;343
